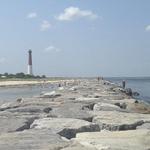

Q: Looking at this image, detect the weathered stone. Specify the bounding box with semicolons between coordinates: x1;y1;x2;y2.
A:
31;118;100;139
93;102;122;111
49;102;93;121
0;129;69;150
61;143;96;150
91;111;150;131
126;102;150;113
76;97;100;103
0;111;37;133
8;106;42;113
137;123;150;130
74;130;150;150
0;101;20;111
114;102;127;109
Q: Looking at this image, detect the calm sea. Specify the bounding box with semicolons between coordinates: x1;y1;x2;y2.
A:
0;84;57;103
107;77;150;103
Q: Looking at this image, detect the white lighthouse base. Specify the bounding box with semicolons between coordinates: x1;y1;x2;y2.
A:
27;65;33;75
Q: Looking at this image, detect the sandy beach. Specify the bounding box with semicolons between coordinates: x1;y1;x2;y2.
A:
0;79;72;87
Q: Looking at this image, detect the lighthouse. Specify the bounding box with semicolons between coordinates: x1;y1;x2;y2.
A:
27;50;33;75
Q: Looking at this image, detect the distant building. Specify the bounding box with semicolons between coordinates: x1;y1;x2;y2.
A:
27;50;33;75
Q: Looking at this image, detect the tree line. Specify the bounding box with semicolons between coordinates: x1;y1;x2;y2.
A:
0;72;46;79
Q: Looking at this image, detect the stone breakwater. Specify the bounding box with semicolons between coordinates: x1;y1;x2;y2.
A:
0;79;150;150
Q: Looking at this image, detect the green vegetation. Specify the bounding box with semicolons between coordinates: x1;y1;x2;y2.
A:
0;72;46;79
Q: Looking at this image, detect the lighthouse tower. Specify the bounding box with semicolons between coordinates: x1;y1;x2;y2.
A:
27;50;33;75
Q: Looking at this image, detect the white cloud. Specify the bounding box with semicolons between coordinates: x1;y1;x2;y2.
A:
41;20;51;31
27;12;37;19
145;25;150;32
56;6;98;21
44;46;61;53
0;58;6;64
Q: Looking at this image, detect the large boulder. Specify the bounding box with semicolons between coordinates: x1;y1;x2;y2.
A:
137;123;150;130
31;118;100;139
93;102;122;111
49;102;93;121
74;130;150;150
0;129;69;150
0;111;36;134
91;111;150;131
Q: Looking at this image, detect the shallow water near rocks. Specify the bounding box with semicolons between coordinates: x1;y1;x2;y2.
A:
0;84;56;102
107;77;150;103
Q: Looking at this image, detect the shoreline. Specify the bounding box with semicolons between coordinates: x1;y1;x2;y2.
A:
0;79;73;87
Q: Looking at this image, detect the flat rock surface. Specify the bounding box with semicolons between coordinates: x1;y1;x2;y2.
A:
74;130;150;150
137;123;150;130
49;102;93;121
92;111;150;130
0;129;69;150
31;118;100;139
93;102;122;111
0;111;33;134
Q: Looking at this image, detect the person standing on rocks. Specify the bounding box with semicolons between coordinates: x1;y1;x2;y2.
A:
122;80;126;89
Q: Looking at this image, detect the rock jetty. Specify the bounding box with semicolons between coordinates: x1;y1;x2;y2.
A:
0;79;150;150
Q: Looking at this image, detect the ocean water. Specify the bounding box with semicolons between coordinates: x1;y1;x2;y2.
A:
0;84;56;103
107;77;150;103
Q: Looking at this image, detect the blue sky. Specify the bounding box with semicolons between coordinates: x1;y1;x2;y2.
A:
0;0;150;77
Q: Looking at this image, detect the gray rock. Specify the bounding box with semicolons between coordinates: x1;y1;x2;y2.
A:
93;102;122;111
0;101;20;111
91;111;150;131
137;123;150;130
49;102;93;122
0;111;36;133
31;118;100;139
74;130;150;150
61;144;96;150
0;129;69;150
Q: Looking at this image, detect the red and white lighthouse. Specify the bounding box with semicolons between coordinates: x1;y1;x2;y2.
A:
27;50;33;75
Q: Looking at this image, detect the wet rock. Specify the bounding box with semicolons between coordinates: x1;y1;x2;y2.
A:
31;118;100;139
74;130;150;150
133;91;140;96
